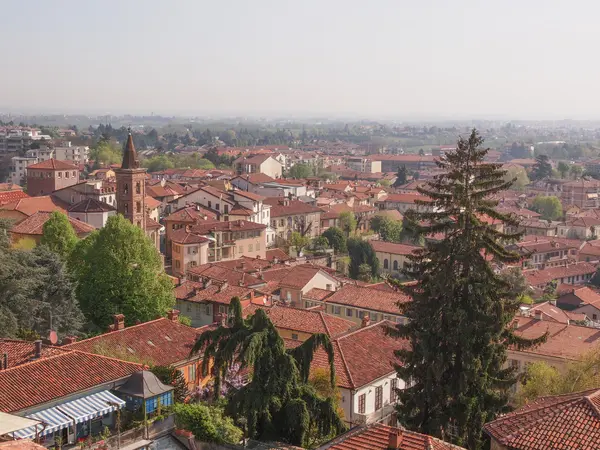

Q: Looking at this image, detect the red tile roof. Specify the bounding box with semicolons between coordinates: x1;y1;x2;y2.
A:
234;173;276;184
525;301;583;324
145;216;162;230
244;304;355;338
233;190;266;201
11;211;95;236
327;423;463;450
26;159;78;170
324;284;410;315
561;286;600;307
170;229;209;245
0;189;29;206
0;351;141;412
379;193;427;204
0;196;68;217
370;240;421;255
67;198;115;213
63;317;204;367
265;248;291;262
304;288;334;301
264;198;322;218
174;281;255;305
0;339;65;369
523;262;597;287
484;388;600;450
190;219;266;234
164;206;209;223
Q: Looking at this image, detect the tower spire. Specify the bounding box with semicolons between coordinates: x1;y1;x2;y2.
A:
121;127;139;169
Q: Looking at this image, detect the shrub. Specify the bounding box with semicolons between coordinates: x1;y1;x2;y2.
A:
173;403;243;444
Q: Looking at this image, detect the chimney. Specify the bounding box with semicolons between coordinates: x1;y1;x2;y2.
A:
113;314;125;331
534;310;543;321
388;429;403;449
361;315;371;328
63;336;77;345
167;309;180;322
34;340;42;359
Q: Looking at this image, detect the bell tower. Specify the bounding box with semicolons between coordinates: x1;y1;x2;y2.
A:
115;128;146;230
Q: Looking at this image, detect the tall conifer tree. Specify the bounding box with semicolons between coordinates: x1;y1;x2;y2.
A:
391;130;544;449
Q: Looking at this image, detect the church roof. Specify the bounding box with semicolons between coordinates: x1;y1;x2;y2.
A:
120;129;140;170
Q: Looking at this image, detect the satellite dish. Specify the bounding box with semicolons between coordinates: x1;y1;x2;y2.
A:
48;330;58;345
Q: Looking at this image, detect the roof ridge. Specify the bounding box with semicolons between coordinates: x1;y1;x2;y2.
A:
69;350;144;367
0;349;74;373
318;312;333;337
63;318;169;347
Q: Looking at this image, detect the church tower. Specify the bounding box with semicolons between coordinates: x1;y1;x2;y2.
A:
115;128;146;230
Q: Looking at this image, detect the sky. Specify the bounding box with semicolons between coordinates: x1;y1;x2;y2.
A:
1;0;600;119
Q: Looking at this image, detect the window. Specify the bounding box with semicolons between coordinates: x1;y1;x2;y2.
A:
187;304;192;313
136;201;142;213
383;259;388;269
216;204;220;211
136;182;141;194
124;203;128;214
286;291;292;302
346;308;353;317
208;201;212;208
357;310;365;318
370;312;378;321
188;364;196;382
358;394;366;414
238;245;244;253
175;260;181;268
390;378;398;402
224;204;229;214
375;386;383;410
249;244;253;252
272;220;277;227
326;284;332;291
219;305;227;314
334;306;341;315
73;171;76;177
58;171;62;178
65;171;70;178
136;221;141;227
124;184;129;194
393;260;398;271
594;314;598;321
291;333;299;340
204;305;211;316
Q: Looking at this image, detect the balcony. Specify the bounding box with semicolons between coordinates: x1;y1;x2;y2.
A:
352;403;396;426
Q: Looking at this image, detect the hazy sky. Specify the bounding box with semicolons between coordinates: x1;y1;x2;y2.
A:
1;0;599;119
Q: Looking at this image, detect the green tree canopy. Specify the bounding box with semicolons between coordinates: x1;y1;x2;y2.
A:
557;161;570;179
338;211;357;237
531;154;553;180
289;163;314;179
347;238;379;279
391;130;545;449
393;165;408;187
41;211;79;259
370;215;402;242
531;195;563;221
322;227;347;253
289;231;310;255
191;298;346;447
90;140;122;166
151;365;189;403
71;215;174;329
503;165;530;191
174;403;243;445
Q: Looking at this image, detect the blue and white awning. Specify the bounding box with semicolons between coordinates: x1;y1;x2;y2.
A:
56;390;125;424
12;407;71;439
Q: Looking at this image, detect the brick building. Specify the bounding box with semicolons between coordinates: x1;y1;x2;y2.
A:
26;159;80;197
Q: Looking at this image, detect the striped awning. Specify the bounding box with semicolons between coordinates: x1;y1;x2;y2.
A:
12;407;71;439
56;390;125;424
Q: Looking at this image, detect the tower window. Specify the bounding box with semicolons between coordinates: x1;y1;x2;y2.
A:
124;184;129;194
124;203;128;214
136;182;141;194
137;221;141;228
136;201;142;213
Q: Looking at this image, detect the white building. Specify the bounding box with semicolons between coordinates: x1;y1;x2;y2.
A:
54;143;90;164
9;156;39;185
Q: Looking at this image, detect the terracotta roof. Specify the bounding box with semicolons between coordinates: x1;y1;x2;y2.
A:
11;211;95;236
512;316;600;360
188;264;264;287
233;154;274;165
525;301;580;324
275;266;325;289
229;205;254;216
327;423;463;450
174;281;255;305
233;190;266;201
484;388;600;450
0;189;29;206
0;339;64;369
523;262;597;286
564;286;600;307
26;158;78;170
144;195;162;210
120;131;139;170
244;304;355;338
164;206;207;223
0;351;141;412
379;193;427;204
67;198;115;213
304;288;334;301
370;240;421;255
265;247;291;262
145;216;162;230
63;317;204;367
0;196;68;216
170;229;210;244
325;284;410;315
579;240;600;259
374;209;403;221
264;198;322;218
234;173;276;184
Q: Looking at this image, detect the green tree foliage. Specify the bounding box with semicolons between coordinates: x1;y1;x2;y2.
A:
145;155;175;172
347;238;379;279
570;164;584;179
398;213;424;246
370;216;402;242
531;154;553;180
531;195;563;221
514;351;600;407
338;211;357;237
393;165;408;187
41;211;79;259
557;161;570;179
289;231;310;254
0;220;83;339
151;366;189;403
71;215;174;329
90;140;122;166
357;263;373;282
503;165;530;191
498;267;531;300
289;163;314;179
173;403;243;444
390;130;545;449
322;227;347;253
312;236;329;253
191;298;346;447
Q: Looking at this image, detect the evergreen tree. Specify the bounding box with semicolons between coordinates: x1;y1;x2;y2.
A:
151;365;190;403
41;211;79;259
390;130;545;449
531;154;552;180
71;215;174;329
192;298;345;447
394;165;408;187
347;238;379;279
322;227;347;253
